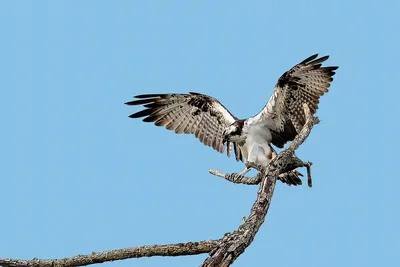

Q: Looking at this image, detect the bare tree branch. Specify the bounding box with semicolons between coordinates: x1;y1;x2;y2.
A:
0;105;319;267
304;161;313;187
201;104;318;267
208;169;263;185
0;240;220;267
209;167;303;186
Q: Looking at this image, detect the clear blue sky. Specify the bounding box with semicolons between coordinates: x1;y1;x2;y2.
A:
1;1;399;266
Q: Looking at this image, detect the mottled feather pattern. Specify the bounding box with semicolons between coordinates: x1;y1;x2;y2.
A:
126;92;237;156
278;170;303;186
126;54;338;186
257;54;338;146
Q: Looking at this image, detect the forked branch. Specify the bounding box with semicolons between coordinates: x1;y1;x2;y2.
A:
200;104;318;266
0;105;319;267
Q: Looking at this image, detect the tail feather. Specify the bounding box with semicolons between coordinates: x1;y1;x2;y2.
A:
278;170;303;186
269;144;303;186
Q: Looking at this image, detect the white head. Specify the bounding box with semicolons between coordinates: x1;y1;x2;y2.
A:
223;120;245;144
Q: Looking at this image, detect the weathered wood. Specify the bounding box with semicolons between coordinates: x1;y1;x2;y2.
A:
208;169;263;185
0;240;219;267
0;105;319;267
201;104;318;267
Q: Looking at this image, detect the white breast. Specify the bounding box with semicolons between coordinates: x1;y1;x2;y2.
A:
240;119;273;166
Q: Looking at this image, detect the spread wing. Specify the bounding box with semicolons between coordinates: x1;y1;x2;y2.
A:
253;54;338;148
126;92;240;157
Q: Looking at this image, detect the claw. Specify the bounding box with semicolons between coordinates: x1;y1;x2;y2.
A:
245;161;256;169
245;161;264;171
229;173;244;180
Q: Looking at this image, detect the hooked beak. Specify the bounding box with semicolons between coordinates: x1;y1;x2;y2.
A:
222;135;229;145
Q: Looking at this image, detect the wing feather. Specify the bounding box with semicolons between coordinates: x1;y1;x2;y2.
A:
173;105;194;134
194;112;204;138
126;92;237;154
253;54;338;147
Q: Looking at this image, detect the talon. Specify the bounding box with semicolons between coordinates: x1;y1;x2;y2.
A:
257;164;265;172
245;161;255;168
230;173;244;180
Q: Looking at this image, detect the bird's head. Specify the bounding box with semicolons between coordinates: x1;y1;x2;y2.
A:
223;120;245;145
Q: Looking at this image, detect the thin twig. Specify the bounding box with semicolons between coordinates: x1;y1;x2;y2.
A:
305;161;313;187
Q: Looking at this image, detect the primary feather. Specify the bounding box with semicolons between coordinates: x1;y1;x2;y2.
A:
253;54;338;147
126;54;338;186
126;92;242;159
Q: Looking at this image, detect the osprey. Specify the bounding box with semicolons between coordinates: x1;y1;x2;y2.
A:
126;54;338;186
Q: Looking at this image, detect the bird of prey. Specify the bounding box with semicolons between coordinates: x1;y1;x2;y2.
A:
126;54;338;186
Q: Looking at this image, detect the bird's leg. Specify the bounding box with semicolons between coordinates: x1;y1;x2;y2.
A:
228;163;254;180
245;161;267;179
209;162;265;185
228;161;264;179
209;161;265;182
210;162;258;179
245;161;264;172
209;167;249;180
209;164;250;179
238;166;251;176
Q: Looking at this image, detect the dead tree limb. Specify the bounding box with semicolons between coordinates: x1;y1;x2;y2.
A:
209;163;305;186
201;104;318;267
209;169;263;185
0;239;220;267
0;105;319;267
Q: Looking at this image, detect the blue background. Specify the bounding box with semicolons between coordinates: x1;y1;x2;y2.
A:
1;1;399;266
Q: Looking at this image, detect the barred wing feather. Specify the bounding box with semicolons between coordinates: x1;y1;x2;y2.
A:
254;54;338;148
126;92;242;160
